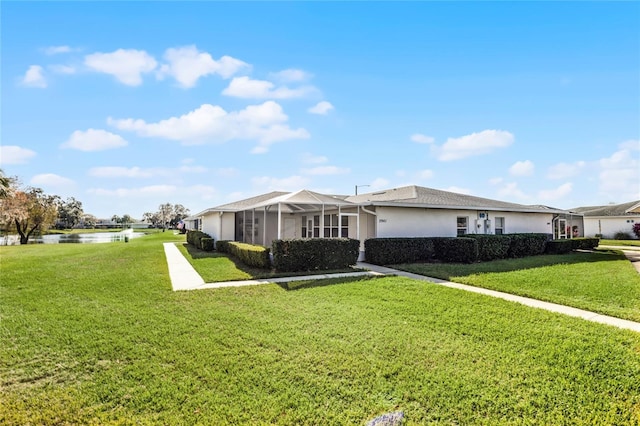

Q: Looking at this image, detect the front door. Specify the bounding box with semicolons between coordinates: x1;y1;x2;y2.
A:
283;218;296;239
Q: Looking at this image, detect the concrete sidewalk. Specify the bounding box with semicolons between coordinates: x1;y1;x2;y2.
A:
164;243;640;333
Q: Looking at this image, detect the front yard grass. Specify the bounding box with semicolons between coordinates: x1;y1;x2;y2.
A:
1;233;640;424
394;251;640;322
600;239;640;248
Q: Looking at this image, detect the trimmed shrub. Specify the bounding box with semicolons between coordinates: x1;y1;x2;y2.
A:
633;223;640;239
571;237;600;250
227;242;271;269
545;240;574;254
507;233;549;258
465;235;512;261
614;231;632;240
186;230;211;249
273;238;360;272
364;238;435;265
200;237;215;251
433;237;478;263
216;240;231;253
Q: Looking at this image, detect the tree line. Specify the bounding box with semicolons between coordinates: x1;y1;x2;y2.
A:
0;170;190;244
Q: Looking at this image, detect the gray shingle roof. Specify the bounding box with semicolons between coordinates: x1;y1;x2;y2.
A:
346;185;568;213
572;200;640;216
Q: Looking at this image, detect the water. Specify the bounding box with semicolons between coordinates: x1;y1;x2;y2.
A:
0;230;145;245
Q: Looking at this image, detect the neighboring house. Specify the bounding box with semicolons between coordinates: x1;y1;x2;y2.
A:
572;200;640;239
186;186;583;256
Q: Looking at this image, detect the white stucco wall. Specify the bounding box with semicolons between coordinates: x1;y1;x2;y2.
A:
372;207;554;238
583;216;640;238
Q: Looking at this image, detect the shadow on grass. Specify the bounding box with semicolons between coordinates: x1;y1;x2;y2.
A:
277;275;382;291
393;250;628;281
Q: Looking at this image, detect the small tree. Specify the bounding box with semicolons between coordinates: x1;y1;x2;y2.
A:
633;223;640;239
1;187;59;244
57;197;84;229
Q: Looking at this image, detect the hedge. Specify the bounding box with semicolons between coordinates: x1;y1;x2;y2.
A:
364;238;435;265
465;235;512;261
432;237;478;264
507;233;550;258
545;240;574;254
226;242;271;269
273;238;360;272
570;237;600;250
186;230;212;250
200;237;215;252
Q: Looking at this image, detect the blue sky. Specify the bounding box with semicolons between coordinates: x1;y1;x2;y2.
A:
2;1;639;219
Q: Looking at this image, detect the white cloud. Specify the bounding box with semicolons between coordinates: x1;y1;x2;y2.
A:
157;45;249;88
109;101;309;154
21;65;47;88
89;164;206;178
509;160;535;177
61;129;128;151
88;185;177;197
251;175;310;191
416;169;434;180
31;173;75;187
84;49;157;86
597;140;640;200
538;183;573;201
301;153;328;164
44;45;74;55
410;133;435;144
222;76;316;99
489;177;503;185
49;64;77;74
0;145;37;165
436;130;514;161
370;178;390;190
497;182;527;200
301;166;350;176
547;161;586;179
445;186;472;195
269;69;312;82
308;101;334;115
217;167;239;177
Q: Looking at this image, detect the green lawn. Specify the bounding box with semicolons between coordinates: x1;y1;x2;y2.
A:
600;239;640;247
394;251;640;322
2;234;640;424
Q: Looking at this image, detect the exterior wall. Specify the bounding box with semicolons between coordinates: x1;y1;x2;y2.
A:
584;216;640;239
372;207;554;238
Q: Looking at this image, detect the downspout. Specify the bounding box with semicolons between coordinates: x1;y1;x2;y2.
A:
218;211;223;242
552;215;559;240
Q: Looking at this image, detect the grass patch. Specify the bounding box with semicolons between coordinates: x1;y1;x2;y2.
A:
2;234;640;424
394;251;640;322
177;242;360;282
600;239;640;248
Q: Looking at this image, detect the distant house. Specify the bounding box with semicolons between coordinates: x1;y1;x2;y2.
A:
185;185;583;256
573;200;640;239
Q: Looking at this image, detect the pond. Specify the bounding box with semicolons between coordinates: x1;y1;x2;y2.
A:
0;230;145;245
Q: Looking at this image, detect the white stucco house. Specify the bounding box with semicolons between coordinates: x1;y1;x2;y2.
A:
185;186;583;253
573;200;640;239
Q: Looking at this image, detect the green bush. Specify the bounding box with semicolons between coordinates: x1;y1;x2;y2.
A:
364;238;435;265
507;233;549;258
433;237;478;263
273;238;360;272
200;237;215;252
216;240;231;253
545;240;574;254
228;242;271;269
614;231;632;240
465;235;512;261
186;230;211;249
570;237;600;250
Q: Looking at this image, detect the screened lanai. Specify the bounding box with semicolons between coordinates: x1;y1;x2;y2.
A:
234;189;360;246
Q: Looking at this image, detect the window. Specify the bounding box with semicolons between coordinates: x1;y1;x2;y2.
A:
457;217;468;236
495;217;505;235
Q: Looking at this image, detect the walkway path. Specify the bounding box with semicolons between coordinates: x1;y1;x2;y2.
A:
163;243;640;333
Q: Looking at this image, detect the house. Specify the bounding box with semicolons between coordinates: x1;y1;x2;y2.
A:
572;200;640;239
185;185;583;256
